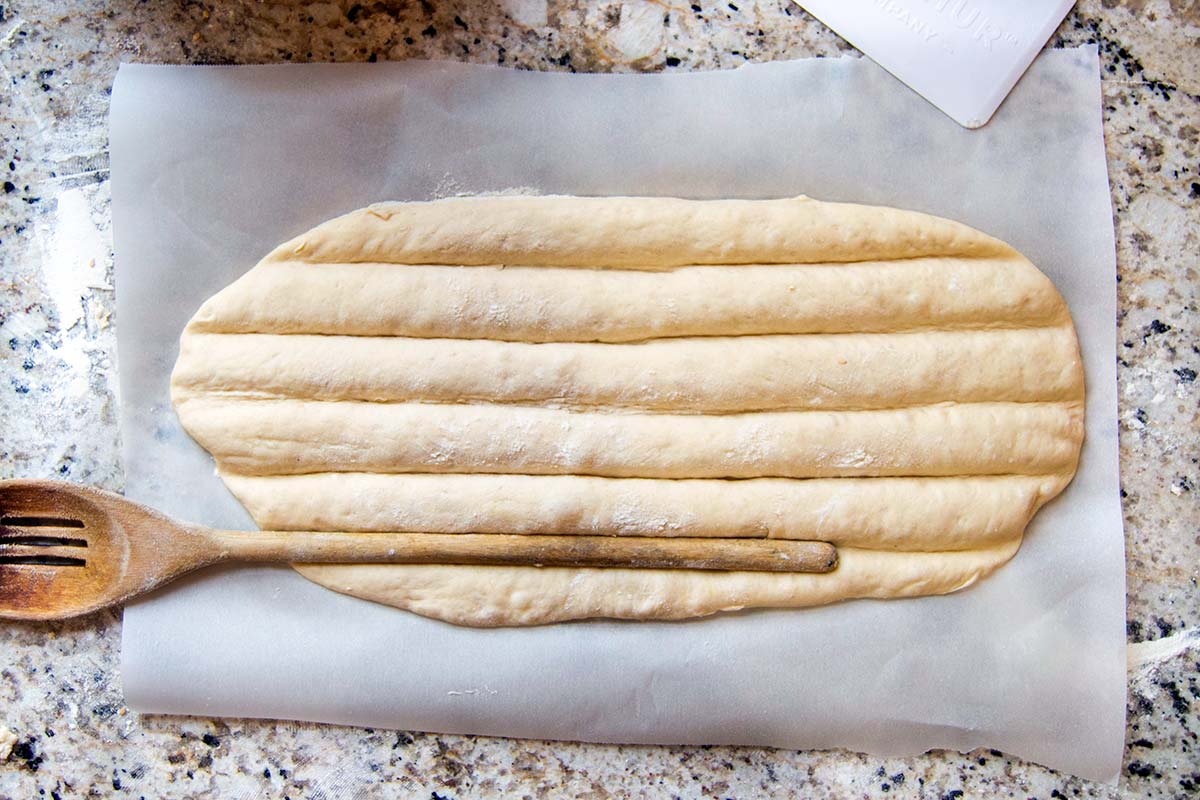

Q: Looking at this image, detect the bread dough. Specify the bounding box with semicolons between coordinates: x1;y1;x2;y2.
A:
189;258;1067;342
222;473;1069;551
174;327;1082;410
292;541;1024;627
171;195;1085;626
178;397;1081;479
266;195;1012;268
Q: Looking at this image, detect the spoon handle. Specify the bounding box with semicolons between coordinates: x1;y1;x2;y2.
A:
210;530;839;573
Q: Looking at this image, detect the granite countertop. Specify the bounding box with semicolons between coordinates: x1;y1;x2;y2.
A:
1;1;1196;797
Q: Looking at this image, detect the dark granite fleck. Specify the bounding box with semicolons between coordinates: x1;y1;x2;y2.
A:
13;738;43;772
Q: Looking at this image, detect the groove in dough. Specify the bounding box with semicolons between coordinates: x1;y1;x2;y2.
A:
171;195;1086;626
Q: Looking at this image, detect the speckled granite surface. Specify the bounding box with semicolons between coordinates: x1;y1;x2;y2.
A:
0;1;1196;797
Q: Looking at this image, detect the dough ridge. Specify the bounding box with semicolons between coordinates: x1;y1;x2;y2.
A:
223;472;1068;552
269;195;1016;268
293;539;1024;627
173;327;1083;412
176;396;1083;479
188;257;1067;342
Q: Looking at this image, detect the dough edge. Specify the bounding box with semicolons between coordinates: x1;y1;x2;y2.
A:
293;539;1023;627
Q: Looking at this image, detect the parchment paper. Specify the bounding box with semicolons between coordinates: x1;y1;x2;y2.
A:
112;48;1124;780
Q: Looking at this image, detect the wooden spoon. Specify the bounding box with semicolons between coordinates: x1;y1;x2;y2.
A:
0;479;839;621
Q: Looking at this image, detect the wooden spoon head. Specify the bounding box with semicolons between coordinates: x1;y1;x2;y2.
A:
0;480;142;620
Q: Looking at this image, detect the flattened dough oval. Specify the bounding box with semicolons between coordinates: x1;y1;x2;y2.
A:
171;195;1085;626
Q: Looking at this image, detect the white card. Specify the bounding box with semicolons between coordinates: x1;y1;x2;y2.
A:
799;0;1075;127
